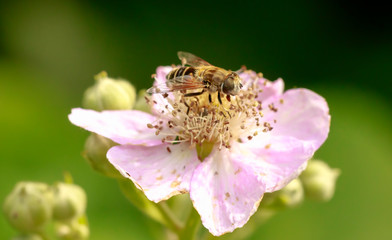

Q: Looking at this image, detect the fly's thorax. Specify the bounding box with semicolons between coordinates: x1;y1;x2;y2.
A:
199;66;228;88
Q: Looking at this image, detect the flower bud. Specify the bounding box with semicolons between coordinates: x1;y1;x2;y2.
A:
83;133;122;178
52;183;87;221
55;216;89;240
3;182;53;233
12;234;43;240
82;71;136;111
300;160;340;202
262;178;304;210
133;89;151;113
276;178;304;208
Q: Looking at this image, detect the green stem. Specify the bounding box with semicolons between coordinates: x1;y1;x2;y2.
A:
117;179;183;232
36;230;50;240
178;207;201;240
156;201;184;232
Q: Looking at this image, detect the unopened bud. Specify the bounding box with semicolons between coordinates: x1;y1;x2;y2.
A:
52;183;87;221
133;89;151;113
82;71;136;111
300;160;340;202
83;133;122;178
3;182;53;233
262;178;304;210
276;178;304;208
55;216;89;240
12;234;43;240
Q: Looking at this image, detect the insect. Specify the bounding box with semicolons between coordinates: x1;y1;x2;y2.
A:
147;51;243;105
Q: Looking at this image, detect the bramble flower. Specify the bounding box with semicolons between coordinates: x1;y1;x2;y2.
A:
69;66;330;235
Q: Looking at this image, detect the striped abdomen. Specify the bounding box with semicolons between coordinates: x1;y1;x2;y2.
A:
166;66;196;80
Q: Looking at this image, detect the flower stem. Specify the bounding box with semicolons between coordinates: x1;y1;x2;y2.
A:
178;207;201;240
36;230;50;240
117;179;183;232
156;201;184;232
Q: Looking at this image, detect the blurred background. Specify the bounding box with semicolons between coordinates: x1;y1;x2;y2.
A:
1;0;391;239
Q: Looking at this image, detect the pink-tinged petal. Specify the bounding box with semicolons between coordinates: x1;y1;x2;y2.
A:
242;89;330;192
239;70;284;103
190;148;265;236
107;143;199;202
155;66;172;85
264;88;330;149
257;78;284;103
150;66;175;116
69;108;162;146
242;136;313;192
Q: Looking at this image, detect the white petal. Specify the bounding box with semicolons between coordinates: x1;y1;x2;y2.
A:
242;136;313;192
265;88;331;149
190;148;265;236
107;143;199;202
69;108;162;146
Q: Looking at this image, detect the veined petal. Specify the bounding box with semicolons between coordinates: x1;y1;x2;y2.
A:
257;78;284;103
190;148;265;236
242;89;330;192
150;66;175;116
242;136;313;192
69;108;161;146
107;143;199;202
239;70;284;103
264;88;330;149
155;66;172;85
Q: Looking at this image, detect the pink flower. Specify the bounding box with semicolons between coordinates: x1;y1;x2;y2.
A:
69;66;330;236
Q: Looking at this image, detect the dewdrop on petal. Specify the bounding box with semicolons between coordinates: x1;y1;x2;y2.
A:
82;71;136;111
3;182;53;233
83;133;122;179
52;182;87;222
300;160;340;202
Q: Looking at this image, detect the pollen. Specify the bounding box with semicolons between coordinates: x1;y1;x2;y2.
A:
147;73;276;151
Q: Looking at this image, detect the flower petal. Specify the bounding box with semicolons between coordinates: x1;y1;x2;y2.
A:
107;143;199;202
69;108;162;146
150;66;176;115
242;136;313;192
257;78;284;103
239;70;284;103
190;148;265;236
265;88;330;149
242;88;330;192
155;66;172;85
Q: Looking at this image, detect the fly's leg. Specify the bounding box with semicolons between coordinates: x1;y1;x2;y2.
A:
183;100;191;115
217;91;232;118
184;90;205;114
218;91;223;105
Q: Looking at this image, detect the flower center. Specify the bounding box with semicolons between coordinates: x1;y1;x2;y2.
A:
146;72;277;156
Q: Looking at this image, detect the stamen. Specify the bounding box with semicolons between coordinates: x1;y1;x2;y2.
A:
148;73;274;150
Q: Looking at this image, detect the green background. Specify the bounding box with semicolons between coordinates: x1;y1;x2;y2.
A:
1;0;391;239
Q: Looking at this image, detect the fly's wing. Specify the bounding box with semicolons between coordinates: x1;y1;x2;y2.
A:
147;75;205;94
178;51;212;67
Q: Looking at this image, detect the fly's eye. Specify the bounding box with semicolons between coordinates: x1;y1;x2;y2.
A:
222;77;235;95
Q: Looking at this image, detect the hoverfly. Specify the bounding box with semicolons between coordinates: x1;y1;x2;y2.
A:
147;52;243;105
